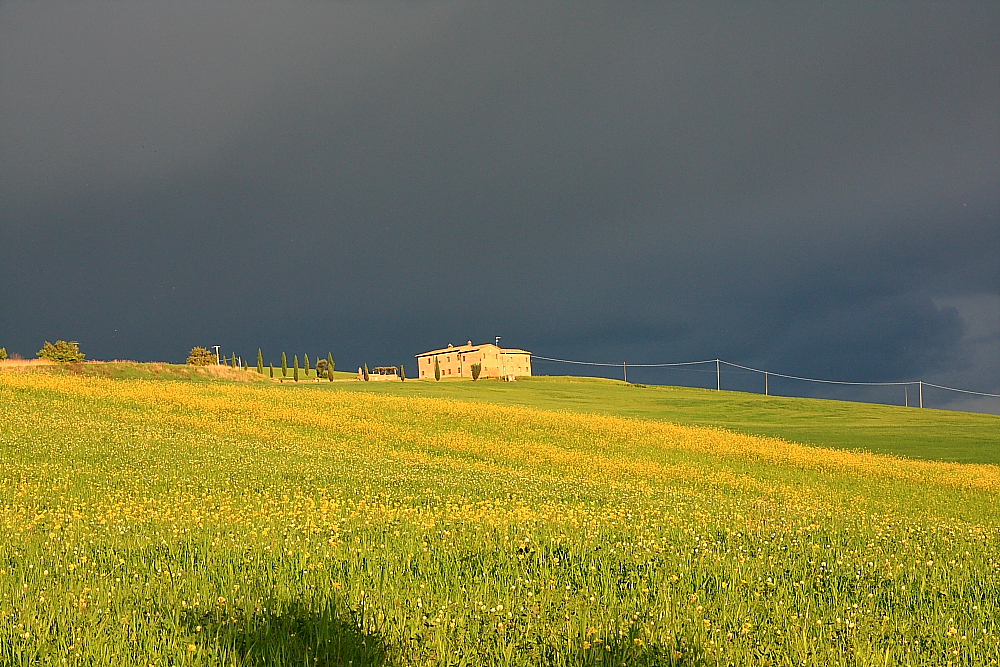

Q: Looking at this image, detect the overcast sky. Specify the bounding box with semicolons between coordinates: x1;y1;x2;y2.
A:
1;3;998;411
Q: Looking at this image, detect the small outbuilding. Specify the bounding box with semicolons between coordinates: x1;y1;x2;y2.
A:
357;366;402;381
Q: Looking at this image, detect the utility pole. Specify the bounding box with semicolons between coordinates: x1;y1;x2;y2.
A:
213;345;220;365
765;371;769;396
905;386;908;407
716;359;721;391
623;361;628;383
919;381;923;408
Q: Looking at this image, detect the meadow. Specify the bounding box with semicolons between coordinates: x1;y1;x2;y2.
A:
335;376;1000;465
2;371;999;665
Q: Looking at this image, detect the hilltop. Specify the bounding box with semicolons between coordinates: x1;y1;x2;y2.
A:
330;375;1000;465
4;361;996;465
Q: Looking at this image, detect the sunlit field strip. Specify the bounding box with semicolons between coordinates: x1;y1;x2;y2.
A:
1;373;999;666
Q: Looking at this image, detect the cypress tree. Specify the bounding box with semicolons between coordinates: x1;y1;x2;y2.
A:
327;353;335;381
294;355;300;382
230;353;236;368
400;364;406;381
434;356;441;381
281;352;288;377
257;349;264;374
269;364;274;378
363;364;370;381
304;353;311;377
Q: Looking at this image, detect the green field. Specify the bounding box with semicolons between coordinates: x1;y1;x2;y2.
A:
13;363;999;465
0;360;357;382
2;369;999;665
331;376;1000;465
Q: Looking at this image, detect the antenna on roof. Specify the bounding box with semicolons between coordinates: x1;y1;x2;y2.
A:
495;336;501;347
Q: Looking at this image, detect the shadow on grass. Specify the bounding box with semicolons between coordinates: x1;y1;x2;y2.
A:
182;598;391;666
548;640;708;667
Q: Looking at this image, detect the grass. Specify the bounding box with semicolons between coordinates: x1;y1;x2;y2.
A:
0;360;358;383
0;360;267;382
2;371;999;665
9;363;996;466
325;376;1000;466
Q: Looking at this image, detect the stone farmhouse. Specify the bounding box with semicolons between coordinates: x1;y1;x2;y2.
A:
415;341;532;380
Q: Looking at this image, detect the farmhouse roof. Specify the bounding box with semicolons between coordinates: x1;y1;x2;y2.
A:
415;342;532;358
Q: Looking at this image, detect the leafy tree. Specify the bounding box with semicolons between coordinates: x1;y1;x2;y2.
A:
316;358;328;378
294;356;300;382
434;357;441;381
400;364;406;381
471;362;482;381
257;349;264;374
363;364;370;381
304;353;311;377
0;348;7;361
327;353;335;381
187;346;214;366
37;340;86;362
281;352;288;377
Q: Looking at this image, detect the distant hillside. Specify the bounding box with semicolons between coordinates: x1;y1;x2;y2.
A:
0;359;266;382
333;375;1000;465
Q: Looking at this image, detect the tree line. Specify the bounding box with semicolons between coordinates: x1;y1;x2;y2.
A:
0;340;86;362
187;347;338;382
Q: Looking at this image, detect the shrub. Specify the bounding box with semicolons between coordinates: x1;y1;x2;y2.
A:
187;347;214;366
471;362;482;381
37;340;86;362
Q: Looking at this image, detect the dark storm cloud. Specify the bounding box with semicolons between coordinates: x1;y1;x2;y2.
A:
1;3;998;410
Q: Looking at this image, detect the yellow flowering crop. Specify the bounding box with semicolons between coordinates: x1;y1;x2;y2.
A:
1;373;998;666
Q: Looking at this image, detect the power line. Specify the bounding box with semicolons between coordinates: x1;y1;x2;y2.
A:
530;355;623;367
719;360;913;387
530;354;1000;401
922;382;1000;398
531;355;716;368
